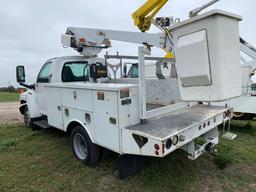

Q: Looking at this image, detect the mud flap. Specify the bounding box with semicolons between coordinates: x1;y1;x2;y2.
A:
118;154;146;179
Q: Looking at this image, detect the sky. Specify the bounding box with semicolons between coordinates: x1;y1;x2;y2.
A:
0;0;255;87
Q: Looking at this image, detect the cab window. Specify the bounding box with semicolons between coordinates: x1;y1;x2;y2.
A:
62;62;89;82
37;62;52;83
128;65;139;78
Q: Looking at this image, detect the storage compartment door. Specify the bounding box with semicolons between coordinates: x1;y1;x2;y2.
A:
46;87;63;129
93;91;120;152
176;30;212;87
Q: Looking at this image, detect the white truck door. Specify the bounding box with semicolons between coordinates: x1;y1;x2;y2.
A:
35;61;53;115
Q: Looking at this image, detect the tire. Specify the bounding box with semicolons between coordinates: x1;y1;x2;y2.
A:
233;112;253;120
71;125;101;165
24;106;33;128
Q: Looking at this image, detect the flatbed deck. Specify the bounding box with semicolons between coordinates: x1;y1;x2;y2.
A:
126;104;229;141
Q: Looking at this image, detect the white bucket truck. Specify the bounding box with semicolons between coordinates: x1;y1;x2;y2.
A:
16;10;241;178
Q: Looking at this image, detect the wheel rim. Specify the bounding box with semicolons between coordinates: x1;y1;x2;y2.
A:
73;133;88;160
233;112;244;118
24;109;31;127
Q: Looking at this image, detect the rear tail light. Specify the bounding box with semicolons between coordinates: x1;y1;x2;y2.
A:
162;143;165;155
154;144;160;150
154;144;160;156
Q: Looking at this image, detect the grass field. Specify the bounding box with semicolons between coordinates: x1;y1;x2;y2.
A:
0;92;19;102
0;122;256;192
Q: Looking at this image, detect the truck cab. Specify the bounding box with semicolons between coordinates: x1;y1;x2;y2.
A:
19;56;107;118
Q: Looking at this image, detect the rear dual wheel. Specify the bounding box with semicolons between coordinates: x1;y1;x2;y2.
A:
71;125;101;165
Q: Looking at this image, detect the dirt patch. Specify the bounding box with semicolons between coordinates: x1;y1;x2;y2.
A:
0;102;23;124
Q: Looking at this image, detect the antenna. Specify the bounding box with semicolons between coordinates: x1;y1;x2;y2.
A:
189;0;220;18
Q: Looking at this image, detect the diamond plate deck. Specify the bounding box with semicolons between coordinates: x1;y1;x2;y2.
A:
126;104;229;141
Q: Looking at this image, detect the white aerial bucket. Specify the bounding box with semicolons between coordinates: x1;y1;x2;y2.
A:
171;10;242;102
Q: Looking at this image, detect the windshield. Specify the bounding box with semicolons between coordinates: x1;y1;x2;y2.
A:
37;61;52;83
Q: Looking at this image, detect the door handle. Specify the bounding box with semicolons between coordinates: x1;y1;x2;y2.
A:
73;91;77;100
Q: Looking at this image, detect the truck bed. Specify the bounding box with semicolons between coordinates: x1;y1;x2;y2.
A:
125;104;229;141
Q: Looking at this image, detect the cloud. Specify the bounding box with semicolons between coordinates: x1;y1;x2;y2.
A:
0;0;255;87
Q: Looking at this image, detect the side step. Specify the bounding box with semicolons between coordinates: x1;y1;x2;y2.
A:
33;120;51;129
222;132;237;140
222;120;237;140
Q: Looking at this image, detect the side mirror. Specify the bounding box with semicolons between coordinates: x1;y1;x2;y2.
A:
16;65;26;83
